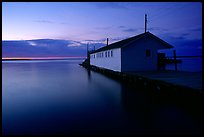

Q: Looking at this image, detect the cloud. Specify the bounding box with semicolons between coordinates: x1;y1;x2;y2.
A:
173;39;202;56
34;20;55;24
95;26;113;30
68;43;81;47
118;25;126;28
2;39;105;57
105;37;128;44
110;37;124;41
67;41;84;47
83;37;128;45
162;33;202;49
2;41;79;57
119;27;143;33
161;31;200;42
94;2;127;9
170;36;186;40
59;22;69;25
81;39;107;44
190;27;202;32
2;36;202;58
27;41;37;46
181;33;190;36
148;27;168;32
34;20;69;25
123;28;138;32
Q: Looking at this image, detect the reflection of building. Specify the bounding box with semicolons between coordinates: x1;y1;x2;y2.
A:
90;32;174;72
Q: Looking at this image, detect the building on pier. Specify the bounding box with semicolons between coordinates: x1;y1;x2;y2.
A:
89;32;174;72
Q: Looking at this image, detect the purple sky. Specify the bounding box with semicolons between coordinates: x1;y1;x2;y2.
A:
2;2;202;57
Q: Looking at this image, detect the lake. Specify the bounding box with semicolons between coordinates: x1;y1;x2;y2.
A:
166;57;202;72
2;59;202;135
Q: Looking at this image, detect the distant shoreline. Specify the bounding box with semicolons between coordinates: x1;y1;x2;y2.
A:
2;59;32;61
2;58;85;61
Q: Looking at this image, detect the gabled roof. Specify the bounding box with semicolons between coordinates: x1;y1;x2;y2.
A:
90;32;174;54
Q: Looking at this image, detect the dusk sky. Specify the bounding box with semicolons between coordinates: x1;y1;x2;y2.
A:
2;2;202;58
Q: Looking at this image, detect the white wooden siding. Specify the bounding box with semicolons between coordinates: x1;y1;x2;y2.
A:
90;48;121;72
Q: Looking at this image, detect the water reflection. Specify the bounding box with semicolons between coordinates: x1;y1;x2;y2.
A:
2;60;202;135
120;82;202;134
87;69;91;81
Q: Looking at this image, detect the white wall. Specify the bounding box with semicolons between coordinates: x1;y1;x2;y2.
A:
90;48;121;72
121;36;165;72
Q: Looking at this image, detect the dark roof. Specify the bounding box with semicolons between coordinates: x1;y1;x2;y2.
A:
90;32;174;54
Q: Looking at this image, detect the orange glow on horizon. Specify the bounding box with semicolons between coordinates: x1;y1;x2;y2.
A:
2;56;86;60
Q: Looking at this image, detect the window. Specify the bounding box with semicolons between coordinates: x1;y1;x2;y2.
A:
108;51;110;57
111;50;113;57
105;51;107;57
146;49;151;57
102;52;103;57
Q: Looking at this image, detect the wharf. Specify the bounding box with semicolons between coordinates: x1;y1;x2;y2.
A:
80;63;202;118
126;70;202;91
80;63;202;93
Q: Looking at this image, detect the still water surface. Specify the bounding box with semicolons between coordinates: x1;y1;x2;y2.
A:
166;57;202;72
2;59;202;135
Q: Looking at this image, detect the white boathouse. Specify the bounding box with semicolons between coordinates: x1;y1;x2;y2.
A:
89;32;174;72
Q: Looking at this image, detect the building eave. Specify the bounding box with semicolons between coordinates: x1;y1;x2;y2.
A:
89;31;174;54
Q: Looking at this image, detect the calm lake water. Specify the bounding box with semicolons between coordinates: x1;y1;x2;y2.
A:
2;59;202;135
166;57;202;72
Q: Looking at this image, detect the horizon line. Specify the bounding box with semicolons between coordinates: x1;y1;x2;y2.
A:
2;56;86;60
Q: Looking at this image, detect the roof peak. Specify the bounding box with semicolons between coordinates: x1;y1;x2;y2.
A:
90;31;173;54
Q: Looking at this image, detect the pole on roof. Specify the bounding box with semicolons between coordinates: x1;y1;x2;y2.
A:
86;43;89;58
145;14;147;33
107;38;109;46
86;42;90;66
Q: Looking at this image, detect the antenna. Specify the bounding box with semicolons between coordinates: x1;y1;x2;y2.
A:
107;38;109;46
145;14;147;33
86;43;89;58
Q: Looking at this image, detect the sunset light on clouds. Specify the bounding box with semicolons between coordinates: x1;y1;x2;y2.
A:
2;2;202;58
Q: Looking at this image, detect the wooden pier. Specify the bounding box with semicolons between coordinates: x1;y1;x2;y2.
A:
126;71;202;91
79;63;202;118
80;63;202;92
